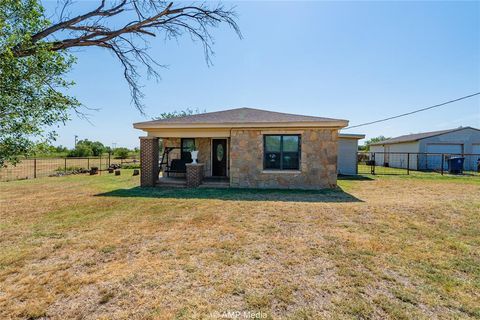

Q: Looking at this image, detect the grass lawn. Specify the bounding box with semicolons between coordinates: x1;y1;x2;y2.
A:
0;171;479;319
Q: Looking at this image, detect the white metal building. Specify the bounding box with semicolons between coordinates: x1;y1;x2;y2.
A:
369;127;480;171
337;133;365;175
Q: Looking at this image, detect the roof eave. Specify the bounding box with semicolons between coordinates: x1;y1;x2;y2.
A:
339;133;366;139
133;120;349;130
370;139;418;146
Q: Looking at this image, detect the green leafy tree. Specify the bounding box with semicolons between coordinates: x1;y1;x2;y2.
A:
88;141;106;157
0;0;239;166
55;145;68;153
114;147;130;159
67;144;93;157
30;142;68;156
0;0;79;165
32;142;56;155
73;139;105;156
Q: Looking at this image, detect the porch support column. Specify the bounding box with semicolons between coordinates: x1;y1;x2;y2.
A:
139;136;159;187
186;163;204;188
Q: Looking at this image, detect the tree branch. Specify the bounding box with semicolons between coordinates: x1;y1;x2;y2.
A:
11;0;241;113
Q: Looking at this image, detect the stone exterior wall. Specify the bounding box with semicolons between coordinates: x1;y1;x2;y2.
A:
229;129;338;189
161;137;211;177
140;137;159;187
196;138;211;176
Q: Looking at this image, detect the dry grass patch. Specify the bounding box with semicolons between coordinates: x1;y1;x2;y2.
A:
0;171;479;319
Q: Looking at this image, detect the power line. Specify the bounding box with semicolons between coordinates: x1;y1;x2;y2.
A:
344;92;480;130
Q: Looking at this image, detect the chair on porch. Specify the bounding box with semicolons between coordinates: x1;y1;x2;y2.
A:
159;147;191;177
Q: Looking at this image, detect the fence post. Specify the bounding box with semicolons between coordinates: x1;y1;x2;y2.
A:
99;155;101;174
407;153;410;175
64;158;67;173
34;158;37;179
87;157;90;170
441;154;444;175
371;153;376;175
108;152;111;167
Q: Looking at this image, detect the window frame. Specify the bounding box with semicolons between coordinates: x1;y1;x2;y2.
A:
181;138;195;161
263;134;301;171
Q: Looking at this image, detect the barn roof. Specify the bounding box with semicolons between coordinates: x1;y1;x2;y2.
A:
370;127;479;146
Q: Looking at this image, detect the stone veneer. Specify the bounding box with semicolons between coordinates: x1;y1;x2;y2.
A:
140;136;159;187
196;138;212;176
229;129;338;189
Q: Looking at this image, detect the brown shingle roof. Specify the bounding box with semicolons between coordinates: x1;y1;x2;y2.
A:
370;127;479;145
134;107;348;129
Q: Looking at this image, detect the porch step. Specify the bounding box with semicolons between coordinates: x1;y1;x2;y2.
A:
199;177;230;188
156;177;186;188
156;177;230;188
198;181;230;188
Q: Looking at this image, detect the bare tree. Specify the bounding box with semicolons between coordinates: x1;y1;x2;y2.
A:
12;0;241;112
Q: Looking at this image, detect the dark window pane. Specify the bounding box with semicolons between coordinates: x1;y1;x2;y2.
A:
265;152;281;169
181;139;195;161
283;136;299;152
182;139;195;152
263;134;300;170
282;152;299;170
265;136;281;152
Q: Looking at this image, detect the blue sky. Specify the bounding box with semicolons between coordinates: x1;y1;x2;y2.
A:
45;1;480;148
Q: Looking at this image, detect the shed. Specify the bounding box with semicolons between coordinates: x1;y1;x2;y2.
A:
338;133;365;175
370;127;480;171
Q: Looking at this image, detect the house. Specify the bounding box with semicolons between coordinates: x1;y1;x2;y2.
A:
338;133;365;175
133;107;350;189
369;127;480;171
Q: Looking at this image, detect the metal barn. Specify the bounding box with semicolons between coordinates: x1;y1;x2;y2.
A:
369;127;480;171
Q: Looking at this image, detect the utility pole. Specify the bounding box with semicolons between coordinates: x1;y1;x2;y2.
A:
74;135;78;147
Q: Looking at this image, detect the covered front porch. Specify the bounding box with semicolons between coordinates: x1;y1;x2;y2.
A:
139;133;231;188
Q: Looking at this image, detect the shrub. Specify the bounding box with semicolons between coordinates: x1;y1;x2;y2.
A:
67;144;93;157
55;166;86;173
75;140;106;156
114;147;130;159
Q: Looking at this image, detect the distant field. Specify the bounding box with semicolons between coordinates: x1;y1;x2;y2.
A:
0;172;479;319
0;157;138;182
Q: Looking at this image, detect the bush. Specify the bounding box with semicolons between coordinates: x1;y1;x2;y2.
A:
121;163;140;169
68;144;93;157
114;147;130;159
75;140;106;156
55;166;86;173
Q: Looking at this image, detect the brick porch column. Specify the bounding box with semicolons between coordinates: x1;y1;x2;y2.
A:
186;163;204;188
139;136;159;187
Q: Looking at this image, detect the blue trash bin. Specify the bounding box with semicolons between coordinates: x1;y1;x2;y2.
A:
447;157;465;174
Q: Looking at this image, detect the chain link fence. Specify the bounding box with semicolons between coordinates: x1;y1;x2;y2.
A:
358;152;480;176
0;154;139;182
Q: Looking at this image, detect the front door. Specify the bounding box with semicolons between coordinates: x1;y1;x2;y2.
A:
212;139;227;176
